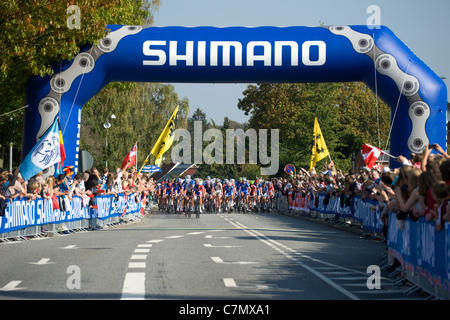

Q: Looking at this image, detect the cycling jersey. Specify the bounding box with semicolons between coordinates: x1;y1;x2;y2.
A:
204;183;212;195
194;184;205;196
240;182;250;195
224;185;234;196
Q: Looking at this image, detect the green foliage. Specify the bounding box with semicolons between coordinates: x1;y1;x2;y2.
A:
0;0;160;167
80;82;189;170
237;82;391;174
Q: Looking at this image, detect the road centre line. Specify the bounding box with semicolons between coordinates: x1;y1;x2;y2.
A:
223;217;361;300
121;272;145;300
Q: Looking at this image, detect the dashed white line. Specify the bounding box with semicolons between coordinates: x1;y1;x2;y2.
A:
0;281;25;291
28;258;55;265
134;248;150;253
223;278;238;288
138;244;153;247
223;217;361;300
130;255;147;260
59;245;78;249
211;256;257;265
128;262;146;268
165;235;184;239
121;273;146;300
205;235;231;239
204;244;241;248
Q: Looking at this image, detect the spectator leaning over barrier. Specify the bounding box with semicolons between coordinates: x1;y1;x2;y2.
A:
2;171;26;200
394;167;421;222
429;181;449;232
55;174;71;199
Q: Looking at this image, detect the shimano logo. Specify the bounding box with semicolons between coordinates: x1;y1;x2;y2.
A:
143;40;326;67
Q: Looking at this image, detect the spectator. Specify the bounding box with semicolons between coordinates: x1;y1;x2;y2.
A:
429;181;448;232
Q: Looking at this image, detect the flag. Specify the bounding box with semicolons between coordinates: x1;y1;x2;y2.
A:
19;119;62;181
150;105;179;164
58;119;66;166
309;117;330;171
361;143;382;169
121;142;137;170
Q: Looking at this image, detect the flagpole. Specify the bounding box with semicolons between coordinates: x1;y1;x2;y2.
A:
381;150;396;158
135;151;151;182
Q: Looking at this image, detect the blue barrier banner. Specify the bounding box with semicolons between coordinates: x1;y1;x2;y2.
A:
0;193;142;233
309;193;383;234
387;213;449;290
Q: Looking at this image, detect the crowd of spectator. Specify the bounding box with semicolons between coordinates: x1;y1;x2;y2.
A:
1;143;450;235
273;143;450;237
0;161;156;214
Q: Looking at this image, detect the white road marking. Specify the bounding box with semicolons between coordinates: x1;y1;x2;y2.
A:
187;232;204;235
223;278;237;287
128;262;146;268
223;278;271;290
205;235;231;239
134;248;150;253
0;281;25;291
224;218;361;300
28;258;54;265
138;244;153;247
165;235;184;239
147;240;163;243
130;255;147;260
121;272;145;300
211;256;257;265
59;245;78;249
204;244;241;248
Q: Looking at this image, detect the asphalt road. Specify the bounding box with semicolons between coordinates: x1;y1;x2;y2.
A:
0;208;427;303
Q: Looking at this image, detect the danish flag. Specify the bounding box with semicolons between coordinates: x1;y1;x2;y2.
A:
362;143;382;169
121;142;137;170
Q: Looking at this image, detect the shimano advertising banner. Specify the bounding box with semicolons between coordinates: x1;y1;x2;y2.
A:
0;193;141;233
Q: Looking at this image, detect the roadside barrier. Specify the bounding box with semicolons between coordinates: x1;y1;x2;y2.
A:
387;213;449;299
275;191;449;299
0;193;145;241
283;192;384;235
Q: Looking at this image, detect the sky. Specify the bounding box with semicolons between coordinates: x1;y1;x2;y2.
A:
152;0;450;125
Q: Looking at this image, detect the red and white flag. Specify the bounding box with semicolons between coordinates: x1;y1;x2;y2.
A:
362;143;382;169
121;142;137;170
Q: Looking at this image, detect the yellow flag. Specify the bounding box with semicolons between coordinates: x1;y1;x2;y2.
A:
151;105;179;164
154;156;162;166
309;117;330;171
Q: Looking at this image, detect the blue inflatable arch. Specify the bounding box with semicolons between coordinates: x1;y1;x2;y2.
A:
24;25;447;174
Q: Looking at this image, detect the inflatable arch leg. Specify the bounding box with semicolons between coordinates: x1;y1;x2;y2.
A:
23;25;447;175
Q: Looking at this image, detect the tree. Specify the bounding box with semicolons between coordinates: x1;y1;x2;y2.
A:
238;82;390;174
80;82;189;170
0;0;160;168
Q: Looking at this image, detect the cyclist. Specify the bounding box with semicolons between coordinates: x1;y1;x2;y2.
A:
212;179;223;212
223;181;235;212
193;179;205;213
185;180;195;214
172;178;183;212
204;178;213;212
239;177;250;210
